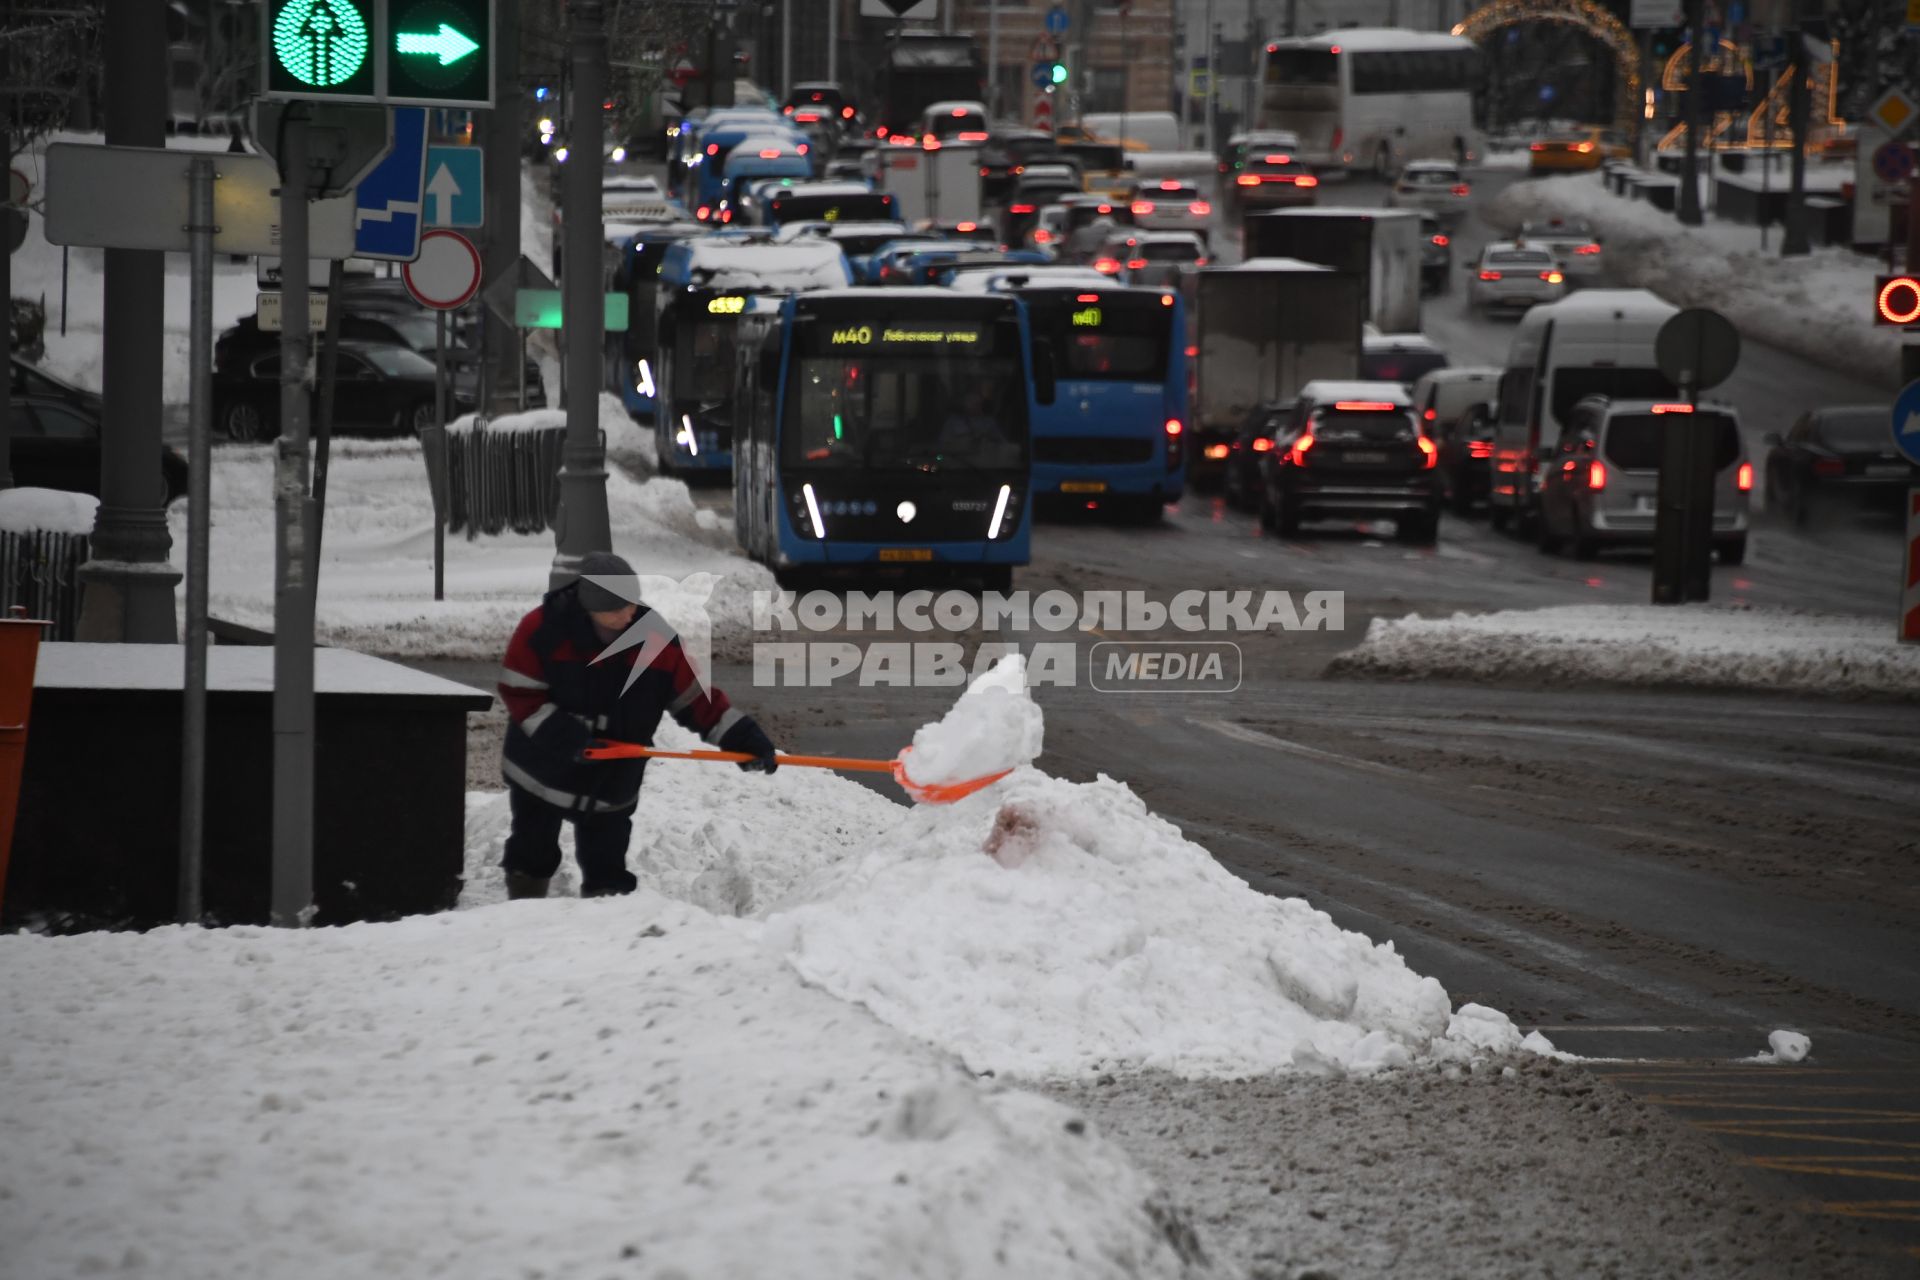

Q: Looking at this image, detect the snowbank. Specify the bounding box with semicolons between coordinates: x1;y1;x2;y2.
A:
1487;171;1902;388
0;899;1204;1279
173;396;765;659
0;487;98;535
1327;604;1920;699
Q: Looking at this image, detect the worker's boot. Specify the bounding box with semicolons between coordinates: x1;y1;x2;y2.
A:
505;872;550;900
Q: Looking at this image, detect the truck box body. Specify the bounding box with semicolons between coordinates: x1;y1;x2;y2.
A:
1193;258;1365;440
877;34;984;138
1244;208;1423;334
867;145;985;227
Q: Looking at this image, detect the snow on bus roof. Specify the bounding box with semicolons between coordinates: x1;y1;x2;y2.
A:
1277;28;1477;51
670;239;851;291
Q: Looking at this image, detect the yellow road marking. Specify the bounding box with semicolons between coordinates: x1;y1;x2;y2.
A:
1697;1126;1920;1149
1744;1158;1920;1184
1640;1099;1920;1119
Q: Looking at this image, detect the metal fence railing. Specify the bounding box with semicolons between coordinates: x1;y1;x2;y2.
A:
0;530;89;640
445;422;568;538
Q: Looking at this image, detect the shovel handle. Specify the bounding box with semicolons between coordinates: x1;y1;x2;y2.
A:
582;740;897;774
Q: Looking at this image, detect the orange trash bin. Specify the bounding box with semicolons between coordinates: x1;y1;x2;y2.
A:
0;614;48;918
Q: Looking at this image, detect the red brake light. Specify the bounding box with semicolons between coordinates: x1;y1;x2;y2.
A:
1587;460;1607;490
1450;184;1470;196
1264;153;1290;163
979;167;990;176
1130;200;1153;215
1237;174;1261;186
1251;437;1274;452
1093;258;1120;273
1165;418;1183;437
1575;142;1594;154
923;137;942;150
759;148;781;159
1423;408;1437;421
1077;293;1101;302
1159;180;1180;190
1009;203;1036;214
1575;243;1601;254
842;106;855;118
1333;401;1397;411
1468;441;1494;458
1126;258;1148;270
1033;229;1053;243
1417;436;1438;468
956;221;977;232
706;143;718;155
1289;431;1316;464
1736;462;1754;492
1541;270;1564;283
1814;456;1845;477
1161;293;1175;306
783;105;794;114
1185;345;1198;358
1329;44;1341;53
951;107;966;117
1190;201;1211;215
696;205;711;219
1650;403;1693;414
1204;444;1231;460
1431;234;1449;246
1193;257;1208;266
959;132;988;143
1296;174;1318;188
1478;269;1501;281
1530;142;1546;151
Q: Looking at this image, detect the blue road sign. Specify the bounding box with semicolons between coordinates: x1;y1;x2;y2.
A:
1893;379;1920;468
424;145;484;227
1031;62;1053;89
1873;141;1915;185
1045;5;1069;35
354;105;429;260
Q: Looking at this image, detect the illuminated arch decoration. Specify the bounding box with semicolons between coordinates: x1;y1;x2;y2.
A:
1453;0;1642;134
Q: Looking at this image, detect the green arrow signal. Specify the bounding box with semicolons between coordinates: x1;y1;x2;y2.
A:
396;22;480;66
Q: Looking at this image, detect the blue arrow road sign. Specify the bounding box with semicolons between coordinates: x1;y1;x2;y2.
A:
354;105;429;260
424;145;484;227
1031;62;1053;88
1892;379;1920;468
1045;4;1069;35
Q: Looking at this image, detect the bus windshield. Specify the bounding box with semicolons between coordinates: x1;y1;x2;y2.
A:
1022;293;1171;381
783;319;1025;472
772;193;897;224
675;319;738;403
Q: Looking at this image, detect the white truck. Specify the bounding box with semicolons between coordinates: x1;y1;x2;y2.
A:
1189;257;1366;485
865;144;986;231
1243;207;1424;335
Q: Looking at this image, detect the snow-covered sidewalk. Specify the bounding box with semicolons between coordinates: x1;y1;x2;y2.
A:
1327;603;1920;698
169;393;771;659
1486;170;1902;389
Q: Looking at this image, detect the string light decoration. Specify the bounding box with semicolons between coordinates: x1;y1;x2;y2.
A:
1452;0;1642;134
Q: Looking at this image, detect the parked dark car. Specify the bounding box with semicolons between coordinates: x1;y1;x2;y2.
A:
1223;401;1291;512
1419;212;1452;295
11;355;101;415
1763;405;1915;523
8;393;186;505
1255;380;1442;543
213;340;475;442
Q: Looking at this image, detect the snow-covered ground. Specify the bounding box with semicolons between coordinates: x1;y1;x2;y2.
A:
1327;603;1920;698
1486;170;1902;389
169;394;770;659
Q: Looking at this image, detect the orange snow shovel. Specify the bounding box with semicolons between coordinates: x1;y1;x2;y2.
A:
580;740;1012;805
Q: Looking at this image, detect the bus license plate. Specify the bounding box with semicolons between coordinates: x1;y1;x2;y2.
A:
879;548;933;562
1060;481;1108;494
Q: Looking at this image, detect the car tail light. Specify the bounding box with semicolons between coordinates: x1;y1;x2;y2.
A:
1127;258;1148;270
1289;431;1316;465
1165;418;1183;437
956;221;978;232
1193;257;1208;266
1650;403;1693;414
959;132;988;143
1218;161;1230;174
1204;443;1230;460
1417;436;1438;468
1450;184;1470;196
1185;344;1198;358
1431;234;1449;246
1575;243;1601;255
1587;460;1607;490
1161;293;1176;305
1131;200;1154;214
1333;401;1396;411
1814;457;1844;477
1265;153;1290;164
1297;175;1319;187
720;208;732;223
1252;437;1274;452
1541;270;1563;283
1423;408;1437;421
923;137;942;150
1530;142;1546;151
759;148;781;159
1189;201;1211;215
1468;441;1493;458
875;126;888;137
696;205;711;220
1033;229;1053;243
1736;462;1754;491
1478;269;1501;281
979;166;990;176
783;105;794;114
1237;174;1261;186
1576;142;1594;154
1093;257;1120;274
706;143;719;155
842;106;855;118
1009;203;1035;214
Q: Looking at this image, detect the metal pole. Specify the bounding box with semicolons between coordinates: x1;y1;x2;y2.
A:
1780;26;1811;256
553;0;614;589
781;0;792;102
311;258;345;590
1760;92;1773;251
987;0;997;119
828;0;838;89
1119;9;1128;148
434;309;447;601
482;0;522;413
272;110;316;929
519;329;528;410
1201;0;1216;155
1677;0;1704;225
179;154;214;926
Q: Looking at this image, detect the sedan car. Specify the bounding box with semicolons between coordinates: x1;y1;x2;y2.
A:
1388;161;1471;219
213;340;476;442
1516;218;1604;285
1467;242;1565;314
1763;405;1917;523
1126;179;1212;242
1529;126;1630;173
8;392;187;505
1227;153;1319;213
1114;231;1208;287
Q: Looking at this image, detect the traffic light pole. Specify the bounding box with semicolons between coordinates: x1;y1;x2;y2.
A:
1677;0;1703;226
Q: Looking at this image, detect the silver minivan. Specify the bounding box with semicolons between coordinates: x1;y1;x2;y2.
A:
1536;397;1752;563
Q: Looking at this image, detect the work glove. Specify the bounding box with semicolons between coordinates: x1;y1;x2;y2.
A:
719;717;779;774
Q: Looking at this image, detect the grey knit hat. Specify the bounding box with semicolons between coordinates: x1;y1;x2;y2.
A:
575;551;637;613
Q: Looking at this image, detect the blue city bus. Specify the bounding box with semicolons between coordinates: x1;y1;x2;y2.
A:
653;238;853;475
605;223;703;424
731;289;1049;589
991;282;1187;519
688;120;806;222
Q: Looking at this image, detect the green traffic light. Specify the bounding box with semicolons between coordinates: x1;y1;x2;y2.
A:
272;0;370;88
1050;61;1068;85
396;22;481;66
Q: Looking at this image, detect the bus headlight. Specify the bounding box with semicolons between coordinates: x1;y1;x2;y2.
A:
801;484;826;539
634;359;655;399
676;414;699;455
987;485;1013;540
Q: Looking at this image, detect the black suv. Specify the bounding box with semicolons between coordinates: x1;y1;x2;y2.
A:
1256;381;1442;543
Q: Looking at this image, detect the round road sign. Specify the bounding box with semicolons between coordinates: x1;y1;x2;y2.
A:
1654;307;1741;392
403;229;482;311
1872;141;1916;185
1044;4;1069;35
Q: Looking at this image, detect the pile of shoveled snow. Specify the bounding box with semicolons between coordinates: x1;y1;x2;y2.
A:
171;402;769;660
0;487;98;535
905;650;1046;784
0;898;1205;1279
469;656;1550;1079
1327;604;1920;699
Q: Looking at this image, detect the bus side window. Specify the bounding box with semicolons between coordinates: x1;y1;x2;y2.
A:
757;345;781;442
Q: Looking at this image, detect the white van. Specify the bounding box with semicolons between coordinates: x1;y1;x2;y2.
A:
1079;111;1182;153
1486;289;1679;532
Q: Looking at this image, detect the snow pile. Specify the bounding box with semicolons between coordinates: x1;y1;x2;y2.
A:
173;406;765;660
1328;604;1920;699
0;900;1205;1279
1489;171;1902;388
447;395;657;475
0;487;98;536
905;652;1045;785
1744;1029;1812;1064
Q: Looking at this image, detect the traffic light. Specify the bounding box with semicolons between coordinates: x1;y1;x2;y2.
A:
263;0;495;107
266;0;378;99
385;0;494;107
1876;275;1920;326
1049;60;1068;86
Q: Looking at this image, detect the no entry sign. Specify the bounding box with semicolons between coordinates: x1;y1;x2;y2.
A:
402;228;482;310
